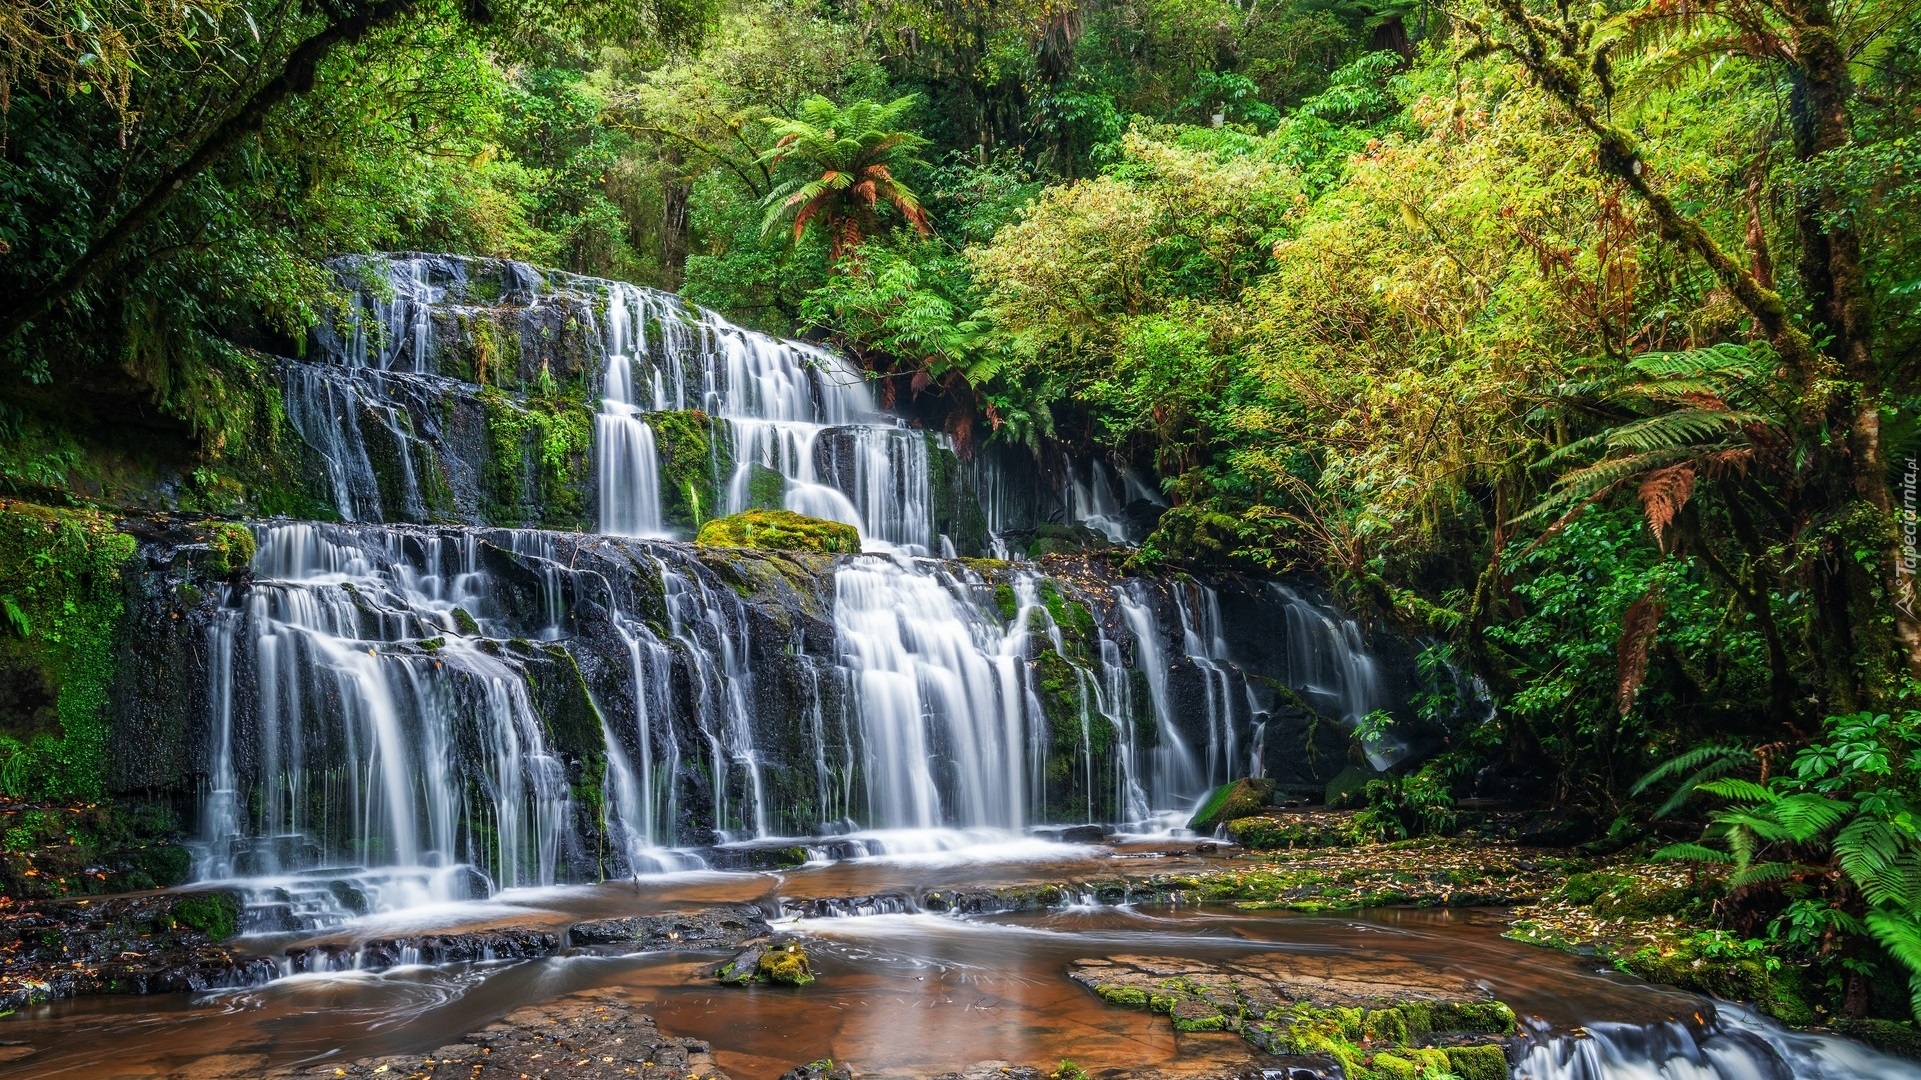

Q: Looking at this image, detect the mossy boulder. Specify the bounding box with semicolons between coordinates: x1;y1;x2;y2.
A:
758;943;816;986
1189;777;1276;833
171;890;240;941
1444;1044;1512;1080
696;510;859;555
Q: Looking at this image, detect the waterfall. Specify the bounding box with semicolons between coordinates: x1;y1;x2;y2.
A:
654;552;771;839
599;284;667;537
201;253;1430;906
1117;583;1205;811
1271;582;1403;769
833;559;1033;831
195;523;575;921
1514;1006;1921;1079
1067;456;1129;543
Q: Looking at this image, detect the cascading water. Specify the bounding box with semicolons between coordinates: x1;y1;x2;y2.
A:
206;253;1419;915
598;284;667;537
832;559;1032;831
1512;1006;1921;1079
195;523;574;926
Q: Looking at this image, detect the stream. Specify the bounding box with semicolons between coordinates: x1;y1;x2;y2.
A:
8;839;1920;1078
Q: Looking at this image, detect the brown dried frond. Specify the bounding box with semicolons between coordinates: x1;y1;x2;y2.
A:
1616;588;1666;716
1638;463;1695;544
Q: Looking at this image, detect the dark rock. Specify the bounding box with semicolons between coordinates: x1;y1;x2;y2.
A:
0;888;273;1012
1059;824;1107;844
717;944;764;985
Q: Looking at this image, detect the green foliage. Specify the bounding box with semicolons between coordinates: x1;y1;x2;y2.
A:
1350;761;1457;842
758;94;932;259
0;504;136;800
1655;701;1921;1018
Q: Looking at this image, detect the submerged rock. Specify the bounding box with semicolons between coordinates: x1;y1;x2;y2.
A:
570;906;768;951
1068;951;1514;1079
267;993;728;1079
696;509;860;554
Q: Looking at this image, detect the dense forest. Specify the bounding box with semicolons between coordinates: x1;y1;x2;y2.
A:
4;0;1921;1036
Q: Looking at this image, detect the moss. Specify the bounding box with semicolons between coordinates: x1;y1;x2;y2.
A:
1426;1001;1516;1035
649;409;727;531
992;582;1019;621
1188;778;1276;832
758;943;815;986
1369;1053;1418;1080
1363;1007;1410;1045
1096;984;1149;1008
1326;764;1380;809
1227;815;1351;851
172;892;239;941
745;463;786;510
697;510;859;554
202;521;256;577
1445;1044;1511;1080
0;503;137;800
451;607;481;636
477;384;593;530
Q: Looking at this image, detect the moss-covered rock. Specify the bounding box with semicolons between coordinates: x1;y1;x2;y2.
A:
650;409;727;531
758;942;816;986
1226;813;1352;851
171;891;240;942
697;510;859;555
1070;951;1516;1078
0;502;138;801
1189;777;1276;832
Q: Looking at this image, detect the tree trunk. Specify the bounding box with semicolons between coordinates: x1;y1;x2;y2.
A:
1784;4;1921;693
660;147;691;291
0;0;420;348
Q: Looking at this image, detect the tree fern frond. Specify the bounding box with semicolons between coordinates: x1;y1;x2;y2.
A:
1697;777;1776;803
1653;842;1734;865
1729;860;1805;887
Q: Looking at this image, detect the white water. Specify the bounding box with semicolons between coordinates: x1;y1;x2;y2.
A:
195;523;573;924
833;558;1033;830
1514;1006;1921;1079
598;284;668;537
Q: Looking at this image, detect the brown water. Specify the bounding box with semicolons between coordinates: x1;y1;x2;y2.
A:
0;850;1839;1079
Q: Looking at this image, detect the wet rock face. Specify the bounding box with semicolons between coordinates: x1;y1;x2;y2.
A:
267;994;730;1080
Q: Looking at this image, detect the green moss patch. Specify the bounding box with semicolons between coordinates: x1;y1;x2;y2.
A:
0;502;138;801
697;510;859;554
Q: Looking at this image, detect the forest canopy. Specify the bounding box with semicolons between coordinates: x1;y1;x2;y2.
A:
6;0;1921;1025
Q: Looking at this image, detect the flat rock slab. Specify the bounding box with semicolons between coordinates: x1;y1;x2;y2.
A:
266;994;729;1080
1070;951;1491;1012
570;905;769;950
1069;951;1515;1073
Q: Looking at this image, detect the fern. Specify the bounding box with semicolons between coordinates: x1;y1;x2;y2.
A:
1633;742;1751;818
1653;841;1733;864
